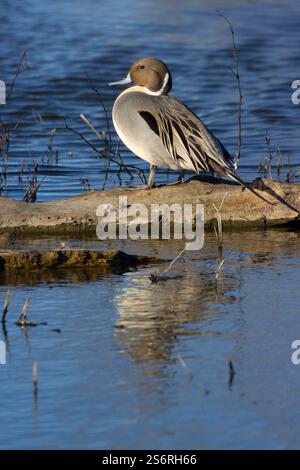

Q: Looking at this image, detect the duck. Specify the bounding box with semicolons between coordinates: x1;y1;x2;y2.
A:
109;57;270;203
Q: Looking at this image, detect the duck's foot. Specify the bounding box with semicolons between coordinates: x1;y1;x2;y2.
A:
126;164;158;190
161;171;186;186
125;184;156;191
159;178;185;187
124;168;185;190
125;179;184;190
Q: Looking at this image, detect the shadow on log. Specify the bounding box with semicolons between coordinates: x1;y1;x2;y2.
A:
0;177;299;235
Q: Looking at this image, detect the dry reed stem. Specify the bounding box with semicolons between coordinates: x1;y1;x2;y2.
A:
1;288;13;323
213;192;228;281
217;11;243;169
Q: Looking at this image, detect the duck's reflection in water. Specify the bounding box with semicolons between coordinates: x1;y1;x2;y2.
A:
114;261;237;369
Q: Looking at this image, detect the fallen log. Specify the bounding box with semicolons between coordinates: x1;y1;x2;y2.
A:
0;177;299;235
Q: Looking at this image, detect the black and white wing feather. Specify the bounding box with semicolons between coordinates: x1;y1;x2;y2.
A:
138;95;272;204
139;95;234;175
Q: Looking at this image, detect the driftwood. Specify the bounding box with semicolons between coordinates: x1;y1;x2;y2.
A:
0;177;299;235
0;249;153;272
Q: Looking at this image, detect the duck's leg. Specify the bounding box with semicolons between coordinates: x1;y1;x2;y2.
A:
125;165;157;191
147;164;157;188
178;170;185;183
126;166;183;191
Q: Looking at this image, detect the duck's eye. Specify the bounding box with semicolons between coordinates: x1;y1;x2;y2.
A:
138;65;145;70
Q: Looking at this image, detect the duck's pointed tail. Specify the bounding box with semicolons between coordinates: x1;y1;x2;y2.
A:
224;168;273;205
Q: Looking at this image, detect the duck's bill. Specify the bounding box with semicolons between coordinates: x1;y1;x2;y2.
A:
108;73;132;87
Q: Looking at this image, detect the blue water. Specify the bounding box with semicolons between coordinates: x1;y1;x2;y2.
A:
1;0;300;200
1;230;300;449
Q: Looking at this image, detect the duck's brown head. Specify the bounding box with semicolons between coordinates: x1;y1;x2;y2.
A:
109;58;172;95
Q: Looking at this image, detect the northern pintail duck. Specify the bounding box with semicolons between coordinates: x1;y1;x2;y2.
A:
109;58;269;202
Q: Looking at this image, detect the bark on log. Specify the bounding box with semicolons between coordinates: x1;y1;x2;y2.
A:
0;178;299;235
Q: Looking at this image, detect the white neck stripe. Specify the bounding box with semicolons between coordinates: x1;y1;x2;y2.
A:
144;73;169;96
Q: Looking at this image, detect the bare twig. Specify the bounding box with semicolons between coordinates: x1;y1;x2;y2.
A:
33;362;38;392
80;113;105;143
265;130;273;179
83;74;148;186
228;360;236;388
177;355;187;368
80;113;113;189
7;52;30;100
65;117;146;182
84;72;112;146
64;117;105;156
0;53;28;194
276;145;282;176
162;247;186;276
286;153;292;183
23;162;45;202
215;258;225;282
18;160;25;183
79;177;91;192
48;128;56;151
16;297;37;327
150;247;185;282
213;192;227;282
217;11;243;169
65;70;149;188
20;297;30;322
263;157;268;178
2;289;13;323
84;73;114;189
33;362;38;409
213;192;227;258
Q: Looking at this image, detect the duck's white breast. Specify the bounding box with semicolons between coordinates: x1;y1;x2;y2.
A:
112;88;178;170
